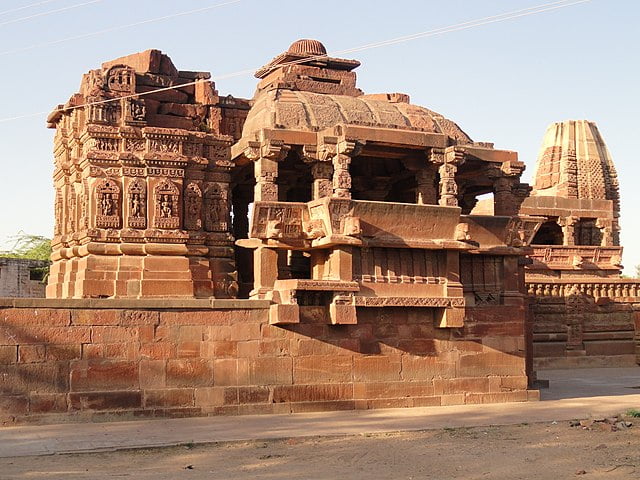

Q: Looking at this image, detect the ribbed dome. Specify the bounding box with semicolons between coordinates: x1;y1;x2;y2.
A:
287;39;327;56
241;89;473;144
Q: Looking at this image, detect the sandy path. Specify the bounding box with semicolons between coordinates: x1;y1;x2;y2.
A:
1;421;639;479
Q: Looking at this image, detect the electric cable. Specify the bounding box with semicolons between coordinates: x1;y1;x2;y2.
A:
0;0;59;18
0;0;243;56
0;0;103;28
0;0;591;124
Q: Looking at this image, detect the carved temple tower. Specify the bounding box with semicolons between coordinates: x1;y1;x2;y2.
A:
521;120;622;279
46;50;249;298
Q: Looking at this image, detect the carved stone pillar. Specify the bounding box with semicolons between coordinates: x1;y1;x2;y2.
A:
432;147;464;207
493;176;518;216
329;139;363;199
332;153;352;199
302;143;334;201
513;183;532;214
416;167;437;205
311;162;333;200
254;156;278;201
559;216;578;246
246;139;289;202
596;218;614;246
438;162;458;207
251;246;278;299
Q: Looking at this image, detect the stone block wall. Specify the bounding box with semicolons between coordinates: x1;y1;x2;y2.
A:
531;297;639;368
0;300;534;424
0;259;48;298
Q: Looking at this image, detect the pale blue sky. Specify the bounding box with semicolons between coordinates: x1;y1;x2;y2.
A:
1;0;638;271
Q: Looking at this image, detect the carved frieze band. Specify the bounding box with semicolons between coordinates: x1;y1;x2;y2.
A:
353;296;465;308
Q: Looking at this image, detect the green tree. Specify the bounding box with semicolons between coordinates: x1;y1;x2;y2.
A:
1;232;52;261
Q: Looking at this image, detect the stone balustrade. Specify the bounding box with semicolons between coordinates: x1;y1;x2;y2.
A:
526;279;640;300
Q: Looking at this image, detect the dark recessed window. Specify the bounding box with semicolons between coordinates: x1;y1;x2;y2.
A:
29;268;47;281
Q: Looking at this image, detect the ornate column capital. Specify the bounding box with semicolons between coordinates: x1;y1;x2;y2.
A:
501;160;526;177
444;146;466;166
336;138;364;157
244;139;290;162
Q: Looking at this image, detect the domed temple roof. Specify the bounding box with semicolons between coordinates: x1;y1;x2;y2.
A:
532;120;619;212
241;89;473;144
242;39;473;145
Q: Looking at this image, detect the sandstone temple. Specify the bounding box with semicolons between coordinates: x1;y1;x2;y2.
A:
0;40;636;423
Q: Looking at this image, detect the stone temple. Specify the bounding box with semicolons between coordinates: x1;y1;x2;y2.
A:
0;40;636;422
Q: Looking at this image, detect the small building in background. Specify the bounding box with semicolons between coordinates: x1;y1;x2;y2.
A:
0;258;49;298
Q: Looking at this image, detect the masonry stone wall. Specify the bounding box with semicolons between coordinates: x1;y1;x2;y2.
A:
531;296;640;368
0;300;534;424
0;259;48;298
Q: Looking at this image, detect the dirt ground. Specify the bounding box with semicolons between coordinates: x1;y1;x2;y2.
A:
1;420;639;480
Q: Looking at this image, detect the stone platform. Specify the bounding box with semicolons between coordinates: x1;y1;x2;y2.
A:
1;367;638;457
0;298;535;424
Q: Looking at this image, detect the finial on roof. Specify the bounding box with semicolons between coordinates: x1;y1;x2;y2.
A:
255;39;359;79
287;39;327;57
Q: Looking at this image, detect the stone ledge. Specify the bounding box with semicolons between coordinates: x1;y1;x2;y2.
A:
0;298;270;310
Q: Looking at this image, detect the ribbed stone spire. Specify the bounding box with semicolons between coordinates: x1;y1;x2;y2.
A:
532;120;619;215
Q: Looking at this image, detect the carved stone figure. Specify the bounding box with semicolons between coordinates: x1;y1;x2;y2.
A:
154;179;180;229
95;178;120;228
127;179;146;228
184;182;203;230
204;183;228;232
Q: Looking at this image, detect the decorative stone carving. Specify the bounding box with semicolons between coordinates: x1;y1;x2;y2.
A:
454;223;471;241
153;179;180;229
54;189;63;236
204;183;228;232
124;98;146;124
79;185;89;229
184;182;203;231
251;202;305;240
353;296;465;307
127;179;146;229
332;153;352;199
311;161;333;199
438;162;458;207
95;178;121;228
105;65;135;94
66;189;76;233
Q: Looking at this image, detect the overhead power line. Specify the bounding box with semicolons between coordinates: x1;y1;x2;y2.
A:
0;0;59;18
0;0;243;56
214;0;593;82
0;0;591;124
0;0;102;27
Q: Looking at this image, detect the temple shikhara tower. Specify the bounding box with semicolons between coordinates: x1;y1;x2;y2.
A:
522;120;622;281
46;50;249;298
